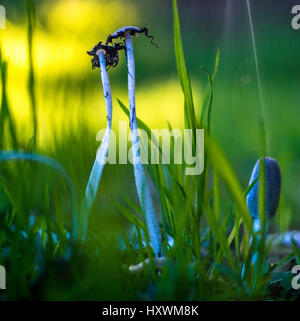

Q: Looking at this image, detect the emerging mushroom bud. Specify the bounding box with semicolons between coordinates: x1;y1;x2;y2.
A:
246;157;281;219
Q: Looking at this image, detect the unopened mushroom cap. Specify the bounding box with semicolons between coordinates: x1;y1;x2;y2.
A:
246;157;281;219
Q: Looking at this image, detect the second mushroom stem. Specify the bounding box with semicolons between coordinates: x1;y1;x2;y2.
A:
82;50;112;240
124;31;162;257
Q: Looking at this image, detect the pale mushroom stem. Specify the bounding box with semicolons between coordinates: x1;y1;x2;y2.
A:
124;31;162;257
82;50;112;240
241;218;269;279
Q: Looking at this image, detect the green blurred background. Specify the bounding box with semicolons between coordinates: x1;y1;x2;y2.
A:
1;0;300;232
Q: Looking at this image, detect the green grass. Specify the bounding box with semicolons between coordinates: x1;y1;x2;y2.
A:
0;0;299;300
26;0;37;149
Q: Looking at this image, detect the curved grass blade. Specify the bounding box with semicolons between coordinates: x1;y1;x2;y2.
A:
0;151;78;239
0;56;17;149
205;136;252;233
200;49;220;130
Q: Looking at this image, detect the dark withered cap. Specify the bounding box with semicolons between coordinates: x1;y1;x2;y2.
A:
87;42;125;69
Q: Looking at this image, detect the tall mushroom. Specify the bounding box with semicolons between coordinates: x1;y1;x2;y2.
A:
82;43;121;240
107;26;162;256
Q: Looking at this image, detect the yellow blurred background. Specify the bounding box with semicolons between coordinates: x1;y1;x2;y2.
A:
1;0;197;148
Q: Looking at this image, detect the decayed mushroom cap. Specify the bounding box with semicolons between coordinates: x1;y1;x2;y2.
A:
106;26;158;48
106;26;146;43
111;26;144;37
87;42;125;69
246;157;281;219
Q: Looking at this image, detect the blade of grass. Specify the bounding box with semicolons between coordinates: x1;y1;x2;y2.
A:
115;202;146;232
0;151;78;239
26;0;37;148
172;0;196;130
0;54;17;149
199;49;220;130
204;205;236;269
206;136;252;233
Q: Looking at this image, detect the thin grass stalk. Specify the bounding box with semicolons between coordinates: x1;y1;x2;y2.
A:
0;54;17;149
253;160;267;290
26;0;37;148
124;31;162;257
246;0;267;156
173;0;203;260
